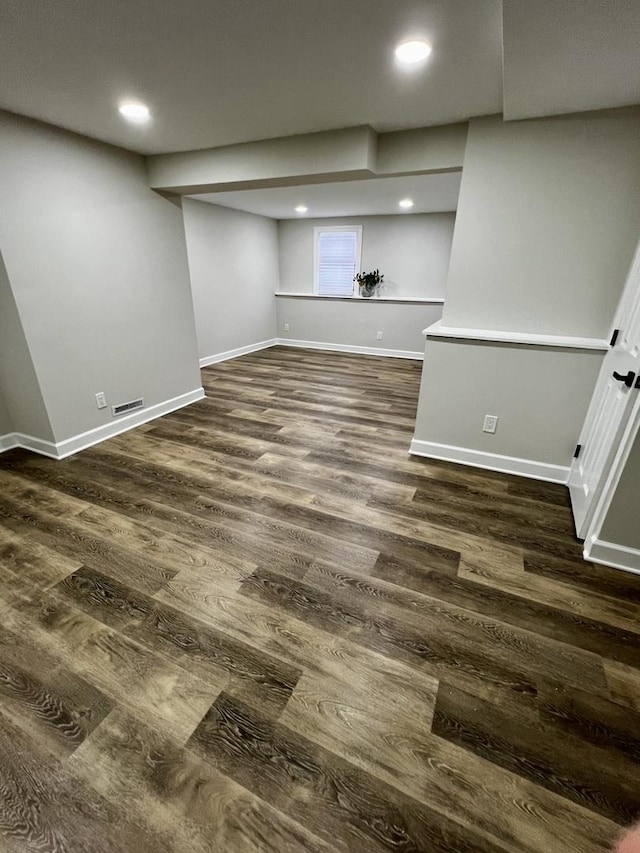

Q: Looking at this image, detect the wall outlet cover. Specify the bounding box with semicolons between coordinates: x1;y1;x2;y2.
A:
95;392;107;409
483;414;499;434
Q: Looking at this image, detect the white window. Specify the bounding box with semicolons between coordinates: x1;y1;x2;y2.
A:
314;226;362;296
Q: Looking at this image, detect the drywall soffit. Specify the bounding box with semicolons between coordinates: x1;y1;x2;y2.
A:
146;123;468;194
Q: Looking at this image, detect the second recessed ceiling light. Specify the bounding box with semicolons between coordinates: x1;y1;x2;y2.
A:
395;41;432;64
118;102;151;121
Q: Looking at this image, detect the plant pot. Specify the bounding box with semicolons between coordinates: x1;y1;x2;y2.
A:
360;285;376;298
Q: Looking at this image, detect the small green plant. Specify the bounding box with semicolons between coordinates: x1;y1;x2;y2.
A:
354;269;384;297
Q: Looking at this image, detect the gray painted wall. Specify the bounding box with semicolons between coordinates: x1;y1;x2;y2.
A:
277;300;442;355
599;430;640;551
276;214;453;354
278;214;455;298
414;338;602;466
443;112;640;337
182;199;278;360
0;248;54;439
413;110;640;471
0;388;11;435
0;111;201;444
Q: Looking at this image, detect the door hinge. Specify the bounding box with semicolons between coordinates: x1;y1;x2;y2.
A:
573;443;582;459
610;328;620;347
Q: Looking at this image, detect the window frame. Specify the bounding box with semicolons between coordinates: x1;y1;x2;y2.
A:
313;225;363;297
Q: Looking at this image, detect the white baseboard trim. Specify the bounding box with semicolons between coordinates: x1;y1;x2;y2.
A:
0;387;205;461
409;439;570;484
584;537;640;576
276;338;424;360
0;433;20;453
200;339;277;367
10;433;59;459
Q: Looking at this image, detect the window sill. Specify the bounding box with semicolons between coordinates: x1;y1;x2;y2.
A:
274;292;445;304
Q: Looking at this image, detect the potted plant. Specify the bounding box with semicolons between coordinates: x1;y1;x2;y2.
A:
354;269;384;298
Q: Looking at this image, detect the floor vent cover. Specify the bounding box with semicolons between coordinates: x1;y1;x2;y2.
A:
112;398;144;416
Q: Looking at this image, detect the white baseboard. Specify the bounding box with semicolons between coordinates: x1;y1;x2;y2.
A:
0;387;204;461
409;439;570;484
0;433;20;453
11;433;59;459
276;338;424;360
200;339;277;367
584;537;640;576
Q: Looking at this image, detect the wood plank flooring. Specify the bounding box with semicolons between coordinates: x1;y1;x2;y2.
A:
1;345;639;852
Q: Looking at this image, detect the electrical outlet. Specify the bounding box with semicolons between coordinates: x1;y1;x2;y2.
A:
376;331;383;341
483;414;498;434
95;392;107;409
284;323;290;332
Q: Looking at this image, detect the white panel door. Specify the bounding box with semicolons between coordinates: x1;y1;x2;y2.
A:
569;241;640;537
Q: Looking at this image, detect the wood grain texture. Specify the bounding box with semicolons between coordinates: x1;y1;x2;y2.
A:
1;345;639;852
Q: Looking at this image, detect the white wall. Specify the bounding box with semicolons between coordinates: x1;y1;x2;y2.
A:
0;247;54;439
443;112;640;337
0;111;202;445
413;110;640;477
278;214;455;298
182;199;278;362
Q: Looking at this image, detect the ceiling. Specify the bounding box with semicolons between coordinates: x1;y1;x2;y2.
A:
189;172;462;219
0;0;503;154
1;1;639;157
502;0;640;120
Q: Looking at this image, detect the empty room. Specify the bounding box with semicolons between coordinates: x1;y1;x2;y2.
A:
1;1;640;851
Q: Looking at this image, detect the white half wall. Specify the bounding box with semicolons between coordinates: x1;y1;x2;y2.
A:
277;299;442;357
412;336;604;475
0;110;202;446
182;198;278;365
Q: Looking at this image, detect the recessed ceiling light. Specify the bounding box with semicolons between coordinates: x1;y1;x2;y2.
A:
399;198;414;209
295;205;308;214
118;102;151;121
395;40;432;64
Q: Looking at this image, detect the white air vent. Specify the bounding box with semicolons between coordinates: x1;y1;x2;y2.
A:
112;398;144;417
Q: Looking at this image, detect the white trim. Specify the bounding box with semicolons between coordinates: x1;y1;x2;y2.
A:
584;536;640;576
409;439;570;484
276;338;423;360
275;292;445;304
0;388;205;460
579;366;640;554
199;338;277;367
5;432;59;459
0;433;20;453
422;320;608;352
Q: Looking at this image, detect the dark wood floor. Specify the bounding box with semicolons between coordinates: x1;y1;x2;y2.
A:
0;346;639;853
